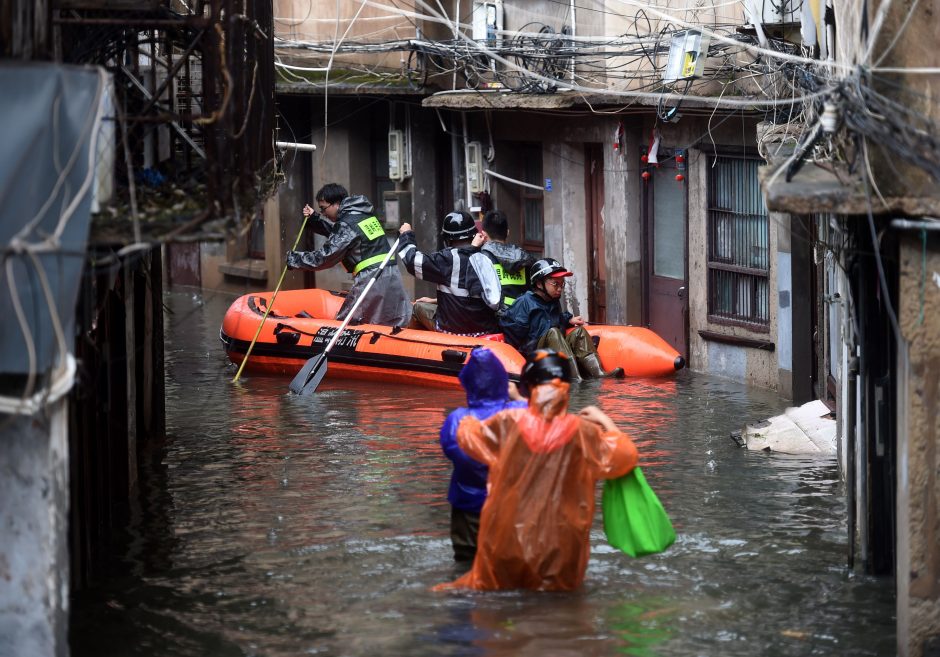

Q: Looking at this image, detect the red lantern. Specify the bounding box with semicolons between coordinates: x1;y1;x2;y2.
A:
640;154;648;163
675;174;684;182
642;171;651;181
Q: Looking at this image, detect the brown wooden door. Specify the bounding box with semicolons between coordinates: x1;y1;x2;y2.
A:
585;143;606;323
645;155;688;356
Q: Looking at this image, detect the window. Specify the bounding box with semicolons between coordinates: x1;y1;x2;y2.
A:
706;154;769;328
520;144;544;249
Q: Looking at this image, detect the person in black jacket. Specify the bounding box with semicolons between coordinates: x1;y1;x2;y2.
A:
479;209;534;310
397;211;502;336
286;183;411;327
499;258;623;379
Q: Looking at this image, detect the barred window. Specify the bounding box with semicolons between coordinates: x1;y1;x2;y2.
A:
706;154;770;328
521;144;544;248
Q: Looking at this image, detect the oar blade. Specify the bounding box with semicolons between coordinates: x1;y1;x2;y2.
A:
288;354;326;394
297;355;328;395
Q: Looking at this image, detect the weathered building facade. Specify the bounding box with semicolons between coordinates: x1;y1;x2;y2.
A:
262;0;809;397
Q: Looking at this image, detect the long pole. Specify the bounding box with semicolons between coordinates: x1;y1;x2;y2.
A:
232;214;310;382
320;237;401;356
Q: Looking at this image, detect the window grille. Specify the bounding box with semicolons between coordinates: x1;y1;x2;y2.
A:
521;145;544;247
706;154;770;328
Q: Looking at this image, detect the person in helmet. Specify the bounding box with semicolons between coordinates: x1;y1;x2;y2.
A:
433;349;639;592
479;209;534;309
397;211;502;336
440;347;527;563
286;183;411;326
499;258;623;378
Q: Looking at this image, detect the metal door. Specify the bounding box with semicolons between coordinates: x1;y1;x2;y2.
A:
645;155;688;356
585;143;606;323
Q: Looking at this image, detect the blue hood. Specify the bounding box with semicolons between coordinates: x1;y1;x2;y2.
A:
458;348;509;406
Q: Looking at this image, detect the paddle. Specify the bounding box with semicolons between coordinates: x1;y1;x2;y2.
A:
233;212;312;383
288;236;402;395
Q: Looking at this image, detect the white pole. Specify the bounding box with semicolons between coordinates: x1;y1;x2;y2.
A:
276;141;318;152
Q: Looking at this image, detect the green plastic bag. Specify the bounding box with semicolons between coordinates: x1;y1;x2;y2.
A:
602;467;676;557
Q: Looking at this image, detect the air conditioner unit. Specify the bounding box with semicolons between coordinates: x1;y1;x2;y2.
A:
388;129;404;181
472;0;503;43
663;30;710;84
465;141;484;193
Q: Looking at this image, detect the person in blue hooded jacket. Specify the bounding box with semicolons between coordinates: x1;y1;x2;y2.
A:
440;347;527;562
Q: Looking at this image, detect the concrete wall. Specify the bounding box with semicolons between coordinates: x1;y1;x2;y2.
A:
274;0;752;92
485;111;643;324
303;119;375;296
406;108;448;300
604;123;643;325
896;231;940;657
274;0;418;71
0;407;70;657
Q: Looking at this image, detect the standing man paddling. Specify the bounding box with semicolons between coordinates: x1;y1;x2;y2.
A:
287;183;411;327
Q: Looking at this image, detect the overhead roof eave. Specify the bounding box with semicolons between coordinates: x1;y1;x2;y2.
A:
421;88;766;114
276;81;424;96
760;161;940;216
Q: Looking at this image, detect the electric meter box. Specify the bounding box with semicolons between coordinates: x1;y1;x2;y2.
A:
663;30;710;84
472;0;503;43
465;141;484;193
382;190;411;229
388;130;404;181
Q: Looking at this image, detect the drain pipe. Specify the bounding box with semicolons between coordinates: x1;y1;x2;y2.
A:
890;218;940;231
484;168;544;191
896;338;912;647
462;112;472;208
846;345;858;568
275;141;317;152
451;113;464;213
856;342;869;570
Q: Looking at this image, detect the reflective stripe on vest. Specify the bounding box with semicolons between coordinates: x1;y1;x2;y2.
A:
353;251;389;274
357;216;385;240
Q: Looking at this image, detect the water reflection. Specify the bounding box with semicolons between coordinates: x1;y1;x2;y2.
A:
70;292;895;657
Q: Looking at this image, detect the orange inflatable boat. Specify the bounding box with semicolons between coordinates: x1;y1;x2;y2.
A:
220;289;685;389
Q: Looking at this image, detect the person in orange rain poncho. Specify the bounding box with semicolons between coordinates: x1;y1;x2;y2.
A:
433;349;639;592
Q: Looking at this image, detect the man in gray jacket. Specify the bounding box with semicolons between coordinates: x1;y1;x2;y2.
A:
287;183;411;327
479;209;534;309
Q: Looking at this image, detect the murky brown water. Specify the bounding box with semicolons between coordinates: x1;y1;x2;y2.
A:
71;291;895;656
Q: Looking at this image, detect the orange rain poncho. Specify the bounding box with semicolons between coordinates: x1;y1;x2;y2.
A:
434;380;638;592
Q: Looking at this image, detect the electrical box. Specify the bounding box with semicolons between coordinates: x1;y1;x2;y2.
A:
465;141;484;193
663;30;710;84
382;190;411;230
388;129;404;181
472;0;503;43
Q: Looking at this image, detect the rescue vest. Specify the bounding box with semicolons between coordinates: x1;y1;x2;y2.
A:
492;263;527;306
337;214;393;275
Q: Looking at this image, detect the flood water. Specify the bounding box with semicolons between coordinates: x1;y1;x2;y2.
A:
71;291;895;656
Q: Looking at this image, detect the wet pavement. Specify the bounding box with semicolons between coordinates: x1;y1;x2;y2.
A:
70;290;895;656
